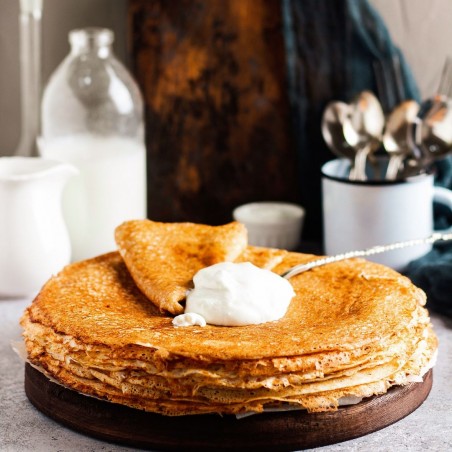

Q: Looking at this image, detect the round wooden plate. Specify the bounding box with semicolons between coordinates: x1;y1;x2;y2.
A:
25;363;432;451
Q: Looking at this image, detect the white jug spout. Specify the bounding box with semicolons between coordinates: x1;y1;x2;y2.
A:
45;160;79;186
0;156;78;184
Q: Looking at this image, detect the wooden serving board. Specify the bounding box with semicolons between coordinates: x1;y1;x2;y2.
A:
25;364;432;451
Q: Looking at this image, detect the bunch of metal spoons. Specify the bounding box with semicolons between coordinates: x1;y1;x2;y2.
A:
321;58;452;181
322;91;385;181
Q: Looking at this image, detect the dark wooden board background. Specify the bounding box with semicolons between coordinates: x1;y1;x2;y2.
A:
128;0;299;226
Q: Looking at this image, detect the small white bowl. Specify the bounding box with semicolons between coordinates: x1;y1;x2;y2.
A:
233;202;305;250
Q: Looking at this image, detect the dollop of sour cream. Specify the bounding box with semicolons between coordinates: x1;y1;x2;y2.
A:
172;262;295;327
172;312;207;327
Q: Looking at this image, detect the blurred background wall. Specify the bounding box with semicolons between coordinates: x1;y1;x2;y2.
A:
0;0;451;156
372;0;452;98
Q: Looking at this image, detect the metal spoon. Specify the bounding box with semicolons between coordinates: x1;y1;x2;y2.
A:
383;100;420;180
280;232;452;279
344;91;385;181
404;95;452;177
321;101;356;164
419;96;452;160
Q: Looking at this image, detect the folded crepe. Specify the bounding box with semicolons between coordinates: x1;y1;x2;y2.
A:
115;220;248;315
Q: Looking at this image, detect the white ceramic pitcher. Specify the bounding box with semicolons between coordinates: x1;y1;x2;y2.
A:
0;157;77;297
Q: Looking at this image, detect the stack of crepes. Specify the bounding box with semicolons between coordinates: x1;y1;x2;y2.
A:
21;220;437;416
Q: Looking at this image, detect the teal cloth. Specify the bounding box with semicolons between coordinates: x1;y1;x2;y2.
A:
405;158;452;316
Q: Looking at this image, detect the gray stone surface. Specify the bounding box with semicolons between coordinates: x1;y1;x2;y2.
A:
1;298;451;452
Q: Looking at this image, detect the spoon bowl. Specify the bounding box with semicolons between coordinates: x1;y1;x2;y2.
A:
321;101;356;162
420;96;452;158
345;91;385;180
383;100;420;180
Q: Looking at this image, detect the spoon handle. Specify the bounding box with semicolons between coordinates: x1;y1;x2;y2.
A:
349;144;370;181
385;154;404;180
281;232;452;279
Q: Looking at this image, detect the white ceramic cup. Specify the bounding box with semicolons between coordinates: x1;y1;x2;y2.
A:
322;159;452;271
233;202;305;250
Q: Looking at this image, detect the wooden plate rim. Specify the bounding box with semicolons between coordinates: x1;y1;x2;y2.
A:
24;363;433;451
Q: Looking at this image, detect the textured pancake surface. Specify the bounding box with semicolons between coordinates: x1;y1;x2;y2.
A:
21;247;437;416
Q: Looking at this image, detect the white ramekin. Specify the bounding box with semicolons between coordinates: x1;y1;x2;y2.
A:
233;202;305;250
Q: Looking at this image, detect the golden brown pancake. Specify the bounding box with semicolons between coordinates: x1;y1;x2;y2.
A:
21;249;437;416
235;246;287;270
115;220;247;314
24;251;426;358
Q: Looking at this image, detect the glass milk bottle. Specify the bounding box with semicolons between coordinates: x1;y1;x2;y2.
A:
40;28;147;261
